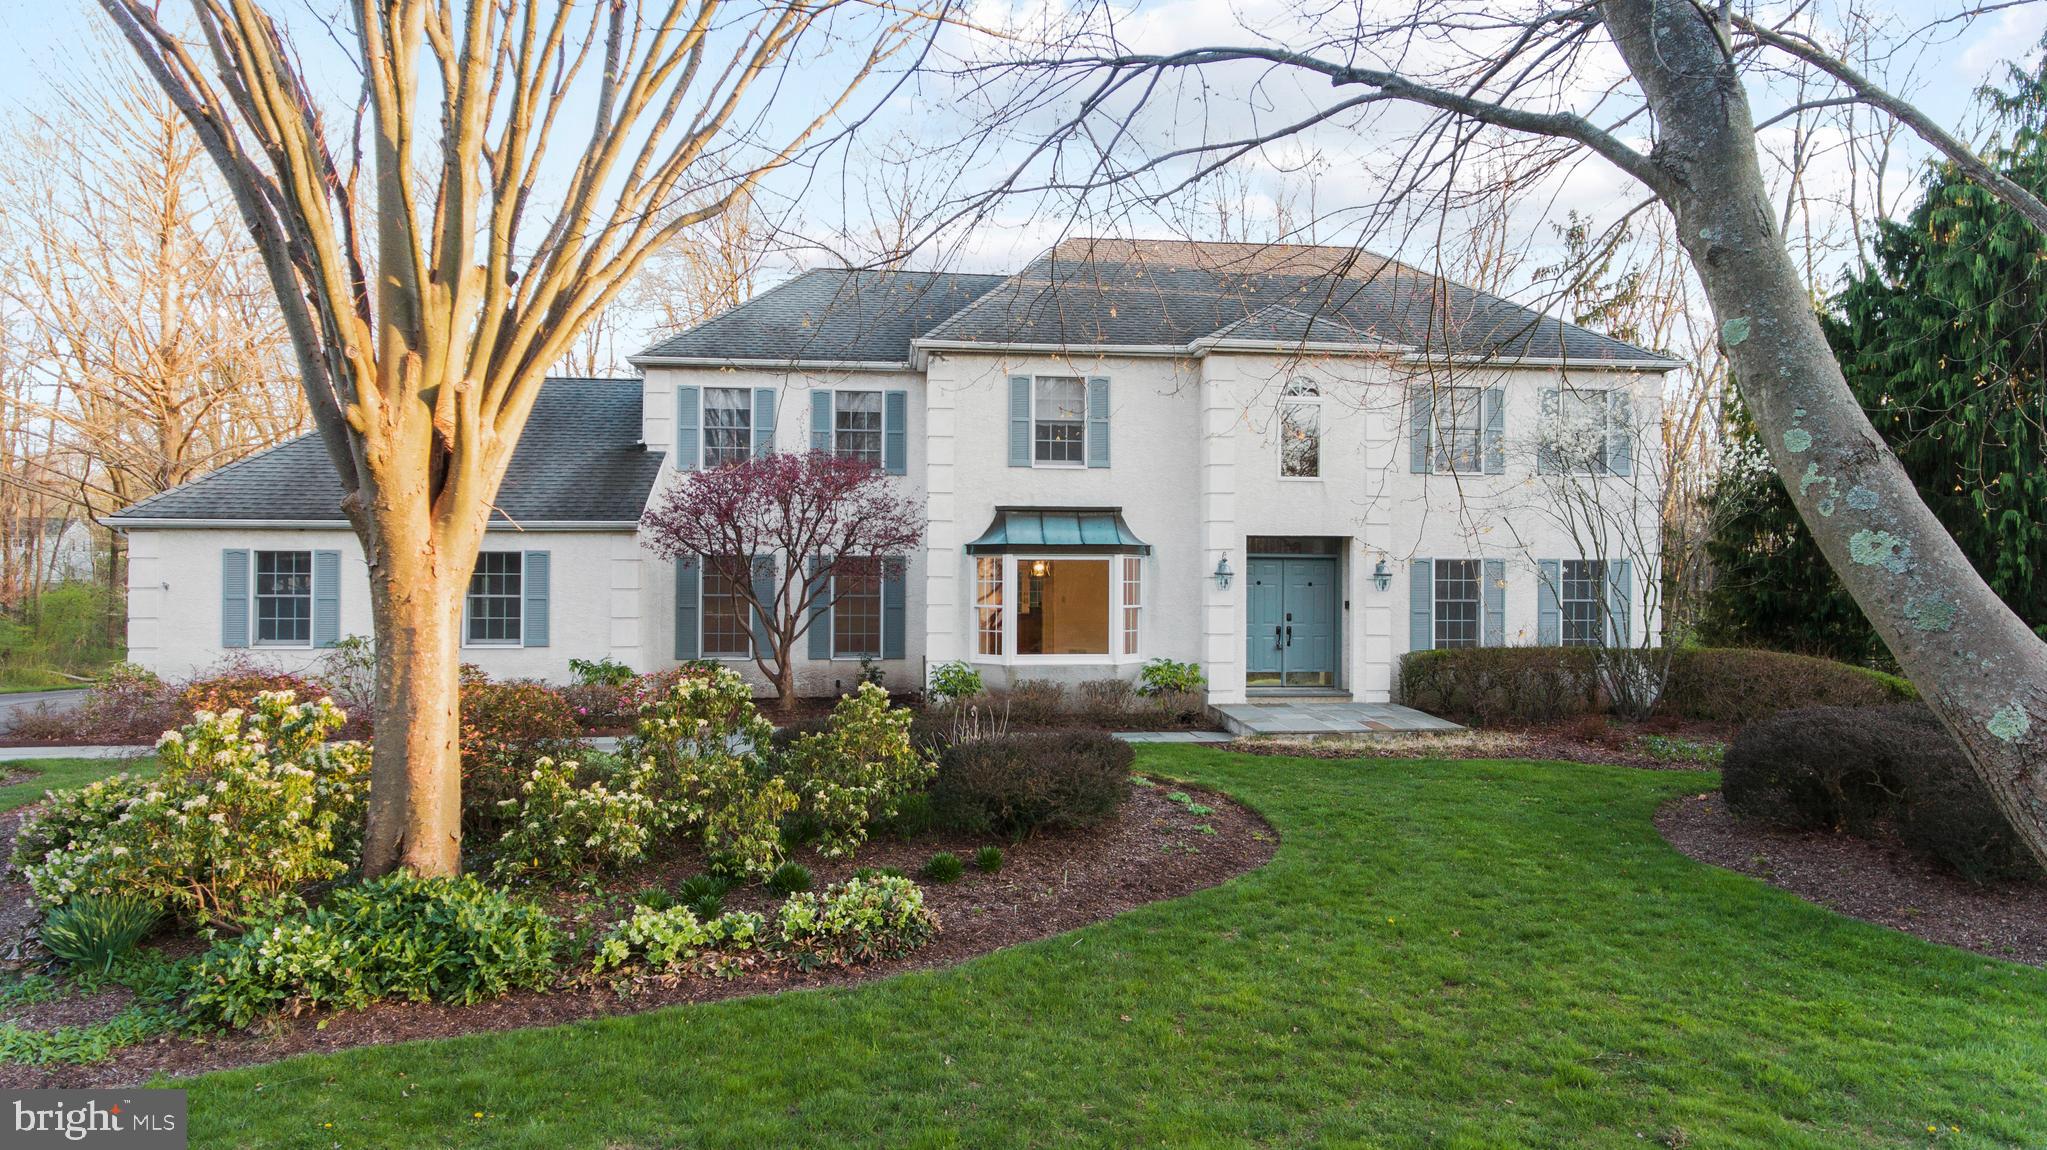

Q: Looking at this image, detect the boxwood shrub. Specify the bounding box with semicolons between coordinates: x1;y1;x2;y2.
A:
931;731;1134;837
1396;645;1916;725
1723;704;2039;883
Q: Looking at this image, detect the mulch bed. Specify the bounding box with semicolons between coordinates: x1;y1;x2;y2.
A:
1657;790;2047;966
0;780;1274;1088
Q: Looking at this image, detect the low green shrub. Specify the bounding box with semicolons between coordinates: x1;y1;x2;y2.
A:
633;887;675;912
1658;648;1916;723
490;757;660;883
922;852;964;883
765;861;813;895
974;845;1004;873
1138;658;1206;696
569;657;639;687
12;693;364;925
778;683;936;858
932;731;1134;837
182;873;561;1028
592;906;764;973
1723;704;2039;883
774;874;938;970
927;660;984;704
38;895;161;974
1396;647;1599;724
625;667;792;876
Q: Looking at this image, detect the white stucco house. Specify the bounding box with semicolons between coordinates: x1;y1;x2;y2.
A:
107;239;1677;705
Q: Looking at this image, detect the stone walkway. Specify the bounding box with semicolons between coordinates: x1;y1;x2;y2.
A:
1210;701;1462;738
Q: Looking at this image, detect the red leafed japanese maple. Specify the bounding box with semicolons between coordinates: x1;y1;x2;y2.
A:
640;451;926;709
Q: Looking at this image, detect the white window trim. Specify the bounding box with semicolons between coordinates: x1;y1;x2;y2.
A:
1276;383;1323;482
831;388;885;464
702;386;754;470
826;562;886;661
251;549;315;649
696;559;756;660
1543;388;1617;477
461;551;524;649
1030;375;1089;470
1432;385;1485;475
968;553;1144;666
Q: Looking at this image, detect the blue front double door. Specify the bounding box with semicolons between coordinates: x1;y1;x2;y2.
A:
1245;557;1339;689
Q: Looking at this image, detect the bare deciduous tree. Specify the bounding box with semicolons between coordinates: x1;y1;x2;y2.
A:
100;0;940;876
969;0;2047;866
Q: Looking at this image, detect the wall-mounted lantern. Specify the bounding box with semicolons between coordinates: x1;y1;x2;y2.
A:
1372;558;1392;591
1214;553;1234;591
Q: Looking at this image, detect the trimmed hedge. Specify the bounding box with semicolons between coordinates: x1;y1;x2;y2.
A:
1723;703;2039;883
1396;646;1916;725
931;731;1134;837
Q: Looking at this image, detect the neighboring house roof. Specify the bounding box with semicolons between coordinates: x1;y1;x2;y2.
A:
919;238;1680;366
631;268;1010;365
106;378;663;528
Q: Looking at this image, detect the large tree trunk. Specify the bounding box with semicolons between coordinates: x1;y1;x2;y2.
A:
359;507;468;877
1602;0;2047;863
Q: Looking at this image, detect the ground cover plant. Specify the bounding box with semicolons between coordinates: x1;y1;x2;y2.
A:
121;746;2047;1149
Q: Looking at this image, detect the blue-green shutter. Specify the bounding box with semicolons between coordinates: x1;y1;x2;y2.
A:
1482;387;1505;474
810;389;833;452
753;388;776;458
882;556;905;660
807;557;832;659
1537;559;1561;645
1008;375;1031;467
1085;376;1110;468
1608;558;1633;646
522;551;550;647
1409;387;1432;472
221;549;249;648
675;386;700;470
1408;558;1432;652
1482;558;1505;647
1536;389;1561;474
1606;390;1633;476
673;557;700;659
312;550;341;648
883;389;908;474
750;556;776;655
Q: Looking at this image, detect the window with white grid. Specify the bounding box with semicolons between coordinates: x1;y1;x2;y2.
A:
703;387;752;468
702;560;752;657
1121;556;1142;655
1561;560;1606;647
255;550;312;645
976;556;1004;656
832;557;882;658
1432;559;1480;649
466;552;523;645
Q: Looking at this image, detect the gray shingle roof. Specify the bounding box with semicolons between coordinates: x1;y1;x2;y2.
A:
108;377;662;527
921;238;1680;365
632;269;1009;364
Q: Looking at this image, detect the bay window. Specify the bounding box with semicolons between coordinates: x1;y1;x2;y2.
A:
970;553;1145;662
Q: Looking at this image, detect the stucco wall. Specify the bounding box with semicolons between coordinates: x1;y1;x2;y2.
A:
125;527;647;683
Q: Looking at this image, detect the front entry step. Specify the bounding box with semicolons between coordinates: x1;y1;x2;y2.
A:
1245;689;1352;704
1209;701;1465;738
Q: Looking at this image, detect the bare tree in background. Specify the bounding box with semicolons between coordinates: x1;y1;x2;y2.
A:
100;0;941;877
961;0;2047;867
0;75;304;515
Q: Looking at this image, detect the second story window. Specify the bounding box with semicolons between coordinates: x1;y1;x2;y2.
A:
1434;386;1484;473
1034;376;1086;464
702;388;753;468
1279;379;1321;478
834;391;883;465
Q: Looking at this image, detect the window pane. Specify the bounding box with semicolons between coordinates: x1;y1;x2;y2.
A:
1280;401;1320;477
1435;386;1483;473
702;559;752;656
1560;559;1606;647
1121;556;1141;655
832;557;882;658
834;391;883;464
1433;559;1480;649
1016;558;1109;655
466;551;523;644
254;550;312;644
703;388;753;468
1034;377;1085;463
1550;391;1610;474
976;556;1004;656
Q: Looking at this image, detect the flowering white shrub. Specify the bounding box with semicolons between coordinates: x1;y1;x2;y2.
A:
774;874;938;970
623;667;794;875
781;683;935;858
12;692;362;925
491;757;661;882
591;905;766;973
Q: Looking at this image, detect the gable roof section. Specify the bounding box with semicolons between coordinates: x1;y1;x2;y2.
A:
107;377;662;527
632;268;1008;365
919;238;1679;366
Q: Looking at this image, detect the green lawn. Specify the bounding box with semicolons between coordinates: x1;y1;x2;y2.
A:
175;748;2047;1148
0;756;153;812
